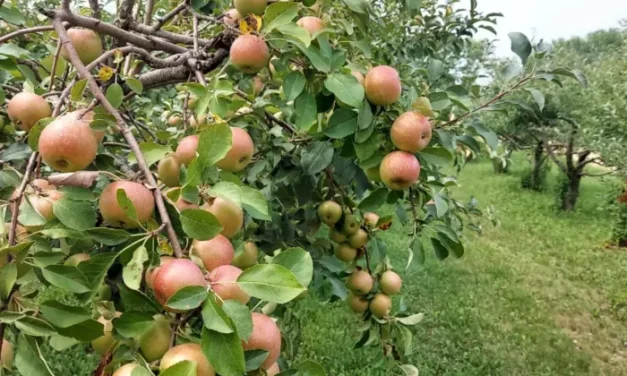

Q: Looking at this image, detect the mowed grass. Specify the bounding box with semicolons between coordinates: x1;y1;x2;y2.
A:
293;154;627;376
40;154;627;375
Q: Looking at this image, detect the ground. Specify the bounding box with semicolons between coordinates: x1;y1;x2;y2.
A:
38;154;627;375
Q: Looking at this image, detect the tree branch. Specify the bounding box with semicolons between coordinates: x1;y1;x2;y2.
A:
0;24;62;44
52;18;183;258
143;0;155;25
153;1;188;30
543;140;568;174
8;154;38;246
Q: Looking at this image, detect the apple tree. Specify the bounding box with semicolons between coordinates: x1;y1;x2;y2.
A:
0;0;576;375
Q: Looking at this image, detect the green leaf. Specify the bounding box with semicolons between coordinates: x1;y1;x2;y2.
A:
201;292;234;333
343;0;367;13
53;198;96;231
277;23;312;48
263;2;298;32
15;334;56;376
160;360;197;376
357;188;389;212
295;91;317;131
42;265;91;293
399;364;419;376
525;88;545;111
208;182;243;206
428;59;444;81
56;319;104;341
118;283;161;313
0;43;30;58
58;187;94;201
0;6;25;24
166;285;208;311
325;108;358;139
18;197;46;227
241;186;270;221
431;189;449;218
198;123;233;167
115;188;139;225
397;313;425;326
412;96;435;117
301;142;334;175
126;78;143;94
508;32;532;65
201;327;246;376
128;142;172;167
358;101;373;130
123;245;148;290
39;301;90;329
324;73;365;108
271;247;313;288
18;64;38;84
222;301;253;341
549;67;588;87
283;71;307;101
15;316;56;337
71;79;88;101
297;360;327;375
78;251;119;288
113;311;154;338
466;122;498;151
236;264;305;304
419;147;453;166
180;209;223;240
245;350;270;372
106;83;124;109
0;262;17;299
86;228;130;245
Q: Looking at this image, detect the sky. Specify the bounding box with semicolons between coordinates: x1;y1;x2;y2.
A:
475;0;627;57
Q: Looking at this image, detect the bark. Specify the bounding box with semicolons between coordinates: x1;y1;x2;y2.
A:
529;141;545;191
561;172;581;211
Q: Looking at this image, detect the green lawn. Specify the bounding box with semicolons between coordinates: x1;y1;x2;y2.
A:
40;154;627;375
293;155;627;376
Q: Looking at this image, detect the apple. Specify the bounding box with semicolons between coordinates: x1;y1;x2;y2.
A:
137;315;172;362
98;181;155;228
60;28;103;65
347;292;369;314
233;0;268;16
160;343;215;376
297;16;325;35
38;113;98;172
380;270;402;295
216;127;254;172
64;253;90;266
242;313;281;370
208;265;250;304
7;92;51;131
369;293;392;318
364;65;402;106
191;234;235;271
144;256;175;290
348;229;368;248
334;243;357;262
317;201;342;226
153;259;207;310
230;34;270;74
203;197;244;239
175;135;199;165
231;241;259;269
346;270;373;295
391;111;432;153
158;154;181;187
380;151;420;190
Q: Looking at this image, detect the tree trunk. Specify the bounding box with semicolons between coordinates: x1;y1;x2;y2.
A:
561;173;581;211
614;201;627;247
530;141;544;191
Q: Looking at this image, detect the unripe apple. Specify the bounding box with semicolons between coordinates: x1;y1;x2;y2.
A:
351;70;365;86
7;92;51;131
363;165;382;182
369;293;392;318
380;270;402;295
175;135;199;165
27;190;62;221
60;28;103;65
161;343;215;376
153;259;207;309
188;97;198;110
64;253;90;266
232;241;259;269
189;114;207;128
158;154;181;187
208;265;249;304
98;181;155;228
334;243;357;262
112;363;138;376
364;212;379;228
329;228;346;243
168;115;182;126
242;313;281;370
297;16;325;35
224;8;241;26
203;197;244;239
347;292;369;313
342;214;360;235
192;235;235;271
391;112;432;153
96;284;112;301
0;340;13;369
233;0;268;16
39;114;98;172
144;256;175;290
91;314;118;355
380;151;420;190
230;34;270;74
137;315;172;362
317;201;342;226
348;228;368;248
216;127;254;172
365;65;402;106
346;270;373;295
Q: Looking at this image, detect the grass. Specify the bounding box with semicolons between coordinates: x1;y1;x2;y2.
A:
40;153;627;375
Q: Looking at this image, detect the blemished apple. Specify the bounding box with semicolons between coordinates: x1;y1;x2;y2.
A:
38;113;98;172
60;28;103;65
203;197;244;238
160;343;215;376
242;313;282;369
153;259;207;310
317;201;342;226
223;8;241;26
380;270;403;295
364;65;402;106
380;151;421;190
346;270;374;295
233;0;268;16
216;127;254;172
208;264;250;304
98;181;155;228
191;234;235;271
175;135;199;165
391;111;432;153
364;212;380;228
369;293;392;318
230;34;270;74
7;92;51;131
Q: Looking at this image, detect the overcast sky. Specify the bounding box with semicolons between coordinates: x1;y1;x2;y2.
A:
475;0;627;57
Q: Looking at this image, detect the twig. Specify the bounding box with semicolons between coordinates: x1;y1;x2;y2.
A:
234;88;296;133
48;41;63;93
104;142;131;149
0;25;59;44
408;187;418;223
143;0;155;25
52;18;183;258
8;153;38;246
153;1;188;31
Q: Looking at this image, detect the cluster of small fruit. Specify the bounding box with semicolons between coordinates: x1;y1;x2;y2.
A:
317;200;402;320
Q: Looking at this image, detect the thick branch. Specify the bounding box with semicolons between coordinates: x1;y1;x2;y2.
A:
0;24;60;44
53;19;183;257
143;0;155;25
131;23;214;46
544;141;568;174
139;49;228;88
